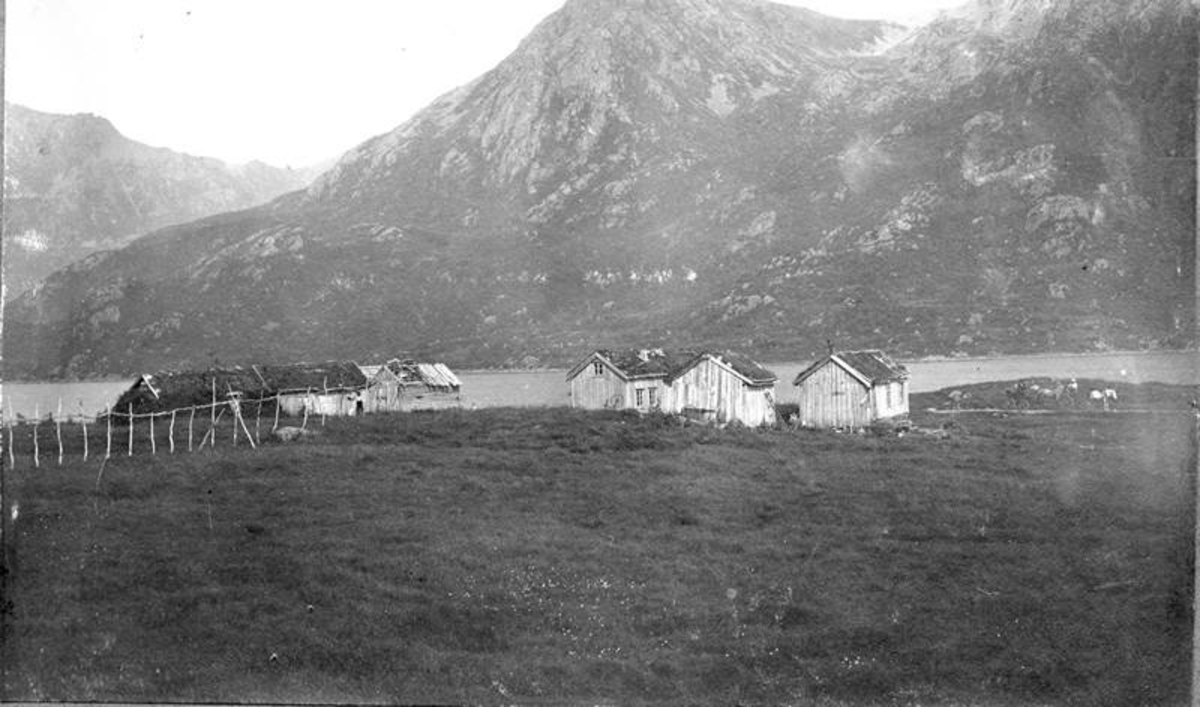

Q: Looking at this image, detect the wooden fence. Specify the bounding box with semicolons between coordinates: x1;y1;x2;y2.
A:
2;391;329;470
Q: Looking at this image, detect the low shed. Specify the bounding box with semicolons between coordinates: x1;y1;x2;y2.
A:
667;351;777;427
792;350;909;429
252;361;367;417
360;359;462;412
114;368;266;416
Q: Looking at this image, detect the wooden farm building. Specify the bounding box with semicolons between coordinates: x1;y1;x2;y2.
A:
566;349;777;427
114;368;267;415
791;349;909;429
359;359;462;412
567;349;689;413
251;361;368;417
668;351;778;427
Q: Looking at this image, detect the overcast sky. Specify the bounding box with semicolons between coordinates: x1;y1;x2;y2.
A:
6;0;966;168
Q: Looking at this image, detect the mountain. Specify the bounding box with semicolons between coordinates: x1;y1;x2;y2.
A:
5;0;1195;379
3;102;317;296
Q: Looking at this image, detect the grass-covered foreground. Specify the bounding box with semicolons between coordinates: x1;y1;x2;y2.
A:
1;405;1194;705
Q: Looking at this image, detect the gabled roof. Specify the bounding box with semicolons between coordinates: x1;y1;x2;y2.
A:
383;359;461;389
567;348;775;386
668;351;777;386
566;349;697;381
137;368;266;397
793;350;909;387
114;367;266;412
252;361;367;393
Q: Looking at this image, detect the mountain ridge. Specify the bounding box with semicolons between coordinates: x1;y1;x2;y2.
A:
3;102;323;296
5;0;1195;379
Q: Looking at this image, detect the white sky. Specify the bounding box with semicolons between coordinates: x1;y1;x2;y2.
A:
5;0;965;168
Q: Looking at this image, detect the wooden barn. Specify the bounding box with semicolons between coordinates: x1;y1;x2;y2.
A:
359;359;462;412
665;351;777;427
566;349;691;412
566;349;778;426
114;368;266;415
791;350;909;429
251;361;367;417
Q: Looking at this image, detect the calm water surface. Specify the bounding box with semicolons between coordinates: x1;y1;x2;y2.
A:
460;350;1198;408
4;351;1196;421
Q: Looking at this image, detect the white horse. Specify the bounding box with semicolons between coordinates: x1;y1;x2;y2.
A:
1089;388;1118;410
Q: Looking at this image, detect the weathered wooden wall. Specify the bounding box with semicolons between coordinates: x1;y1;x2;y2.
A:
363;376;462;413
796;362;872;429
278;392;361;417
570;361;632;409
363;380;403;413
667;358;775;427
571;357;774;425
872;380;909;419
398;388;462;411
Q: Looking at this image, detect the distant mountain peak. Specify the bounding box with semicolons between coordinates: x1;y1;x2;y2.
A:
6;0;1195;378
3;102;313;297
305;0;897;206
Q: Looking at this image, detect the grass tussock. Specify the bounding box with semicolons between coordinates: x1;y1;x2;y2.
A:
1;405;1194;705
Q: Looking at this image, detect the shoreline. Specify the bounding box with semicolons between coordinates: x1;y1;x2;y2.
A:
5;348;1197;385
896;348;1199;365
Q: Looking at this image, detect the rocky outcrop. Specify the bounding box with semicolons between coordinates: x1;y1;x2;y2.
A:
5;0;1194;378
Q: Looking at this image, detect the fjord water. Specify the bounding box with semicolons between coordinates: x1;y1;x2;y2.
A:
4;351;1196;421
459;350;1199;408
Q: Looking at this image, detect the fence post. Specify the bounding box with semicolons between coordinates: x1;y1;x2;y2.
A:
56;398;64;466
236;405;257;449
105;404;112;460
188;407;195;452
272;394;280;433
169;410;176;454
7;419;14;471
79;399;89;462
33;404;40;469
255;398;262;445
128;404;134;456
150;412;157;455
210;378;217;449
302;389;310;430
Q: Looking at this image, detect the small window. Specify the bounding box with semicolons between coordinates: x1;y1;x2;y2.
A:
592;362;604;375
636;388;645;407
647;388;657;407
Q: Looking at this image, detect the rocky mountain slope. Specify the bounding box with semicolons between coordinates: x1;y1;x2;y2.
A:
6;0;1195;379
3;102;317;296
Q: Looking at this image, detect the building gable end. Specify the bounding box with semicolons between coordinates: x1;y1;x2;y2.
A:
828;354;874;388
671;354;747;387
566;352;630;382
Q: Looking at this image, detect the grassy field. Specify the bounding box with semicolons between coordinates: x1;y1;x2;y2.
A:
916;377;1200;412
1;403;1194;705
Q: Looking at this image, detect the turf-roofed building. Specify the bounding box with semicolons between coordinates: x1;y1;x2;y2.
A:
115;368;267;415
251;361;368;417
792;349;909;429
567;349;777;427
